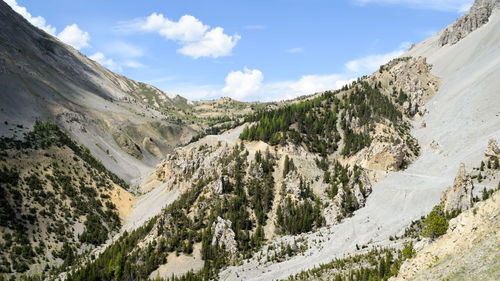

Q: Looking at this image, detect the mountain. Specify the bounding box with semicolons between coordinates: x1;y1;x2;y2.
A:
0;1;275;183
0;0;499;280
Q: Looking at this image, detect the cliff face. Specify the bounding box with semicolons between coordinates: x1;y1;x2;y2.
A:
439;0;500;46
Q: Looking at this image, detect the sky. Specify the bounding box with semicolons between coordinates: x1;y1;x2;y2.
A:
5;0;472;101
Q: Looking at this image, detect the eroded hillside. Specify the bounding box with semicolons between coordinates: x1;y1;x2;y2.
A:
0;1;274;183
61;55;442;281
0;122;133;278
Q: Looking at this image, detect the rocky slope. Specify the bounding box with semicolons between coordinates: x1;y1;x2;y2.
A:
0;0;199;182
0;123;133;278
0;1;271;184
394;190;499;281
218;1;500;278
1;0;499;280
60;52;440;280
438;0;500;46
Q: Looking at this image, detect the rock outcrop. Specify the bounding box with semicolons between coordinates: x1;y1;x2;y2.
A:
155;144;231;192
438;0;499;46
485;138;500;159
393;191;500;281
211;217;238;257
368;56;440;117
283;171;303;200
351;124;410;171
441;163;474;213
327;167;372;220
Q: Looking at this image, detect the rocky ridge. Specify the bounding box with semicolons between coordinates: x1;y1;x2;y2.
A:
438;0;499;46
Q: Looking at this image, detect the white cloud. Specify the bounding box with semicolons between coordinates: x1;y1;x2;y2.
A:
346;49;403;73
158;42;409;102
89;52;122;72
225;42;408;101
142;14;208;42
57;24;90;50
286;47;303;54
345;42;410;74
353;0;473;12
139;13;240;59
178;27;241;59
5;0;56;34
222;68;263;100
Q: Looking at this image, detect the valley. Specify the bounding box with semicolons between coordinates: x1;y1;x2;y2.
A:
0;0;499;280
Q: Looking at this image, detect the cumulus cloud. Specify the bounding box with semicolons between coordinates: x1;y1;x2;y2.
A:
89;52;122;72
178;27;241;59
139;13;240;59
142;14;208;42
159;42;410;102
222;68;263;100
5;0;56;34
57;24;90;50
353;0;473;12
221;42;408;101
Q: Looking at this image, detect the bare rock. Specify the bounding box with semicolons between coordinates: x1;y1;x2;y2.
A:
441;163;474;213
350;169;372;206
438;0;499;46
283;171;302;200
212;175;229;194
359;142;406;171
211;216;238;258
485;138;500;158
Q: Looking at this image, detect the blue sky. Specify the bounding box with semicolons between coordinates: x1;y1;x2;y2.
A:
6;0;472;101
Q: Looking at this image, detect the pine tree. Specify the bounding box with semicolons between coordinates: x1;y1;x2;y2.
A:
423;205;448;239
283;155;290;177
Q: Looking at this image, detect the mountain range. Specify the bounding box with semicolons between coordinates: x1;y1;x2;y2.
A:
0;0;499;280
